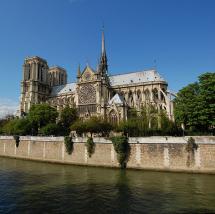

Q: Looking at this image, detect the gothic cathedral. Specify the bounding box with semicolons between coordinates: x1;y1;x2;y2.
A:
19;31;174;123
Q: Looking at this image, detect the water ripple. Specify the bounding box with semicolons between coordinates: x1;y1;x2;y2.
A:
0;157;215;214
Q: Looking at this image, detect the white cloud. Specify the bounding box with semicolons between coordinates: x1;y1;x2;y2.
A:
0;98;19;119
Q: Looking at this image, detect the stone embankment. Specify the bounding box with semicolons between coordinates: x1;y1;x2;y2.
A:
0;136;215;173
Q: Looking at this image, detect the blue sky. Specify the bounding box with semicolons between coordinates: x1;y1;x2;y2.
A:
0;0;214;116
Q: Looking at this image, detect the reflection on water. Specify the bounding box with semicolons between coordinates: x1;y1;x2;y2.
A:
0;157;215;213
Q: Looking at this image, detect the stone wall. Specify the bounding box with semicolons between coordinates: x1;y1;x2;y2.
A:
0;136;215;173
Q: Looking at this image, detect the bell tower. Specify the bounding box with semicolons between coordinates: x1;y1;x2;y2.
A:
20;56;50;114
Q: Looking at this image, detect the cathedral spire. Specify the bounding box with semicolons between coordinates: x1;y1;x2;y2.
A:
99;26;108;74
102;28;106;57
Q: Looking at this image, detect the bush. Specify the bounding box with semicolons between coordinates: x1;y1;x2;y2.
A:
64;136;74;155
111;136;130;168
2;118;32;136
71;117;113;137
186;137;198;152
71;120;87;136
39;123;60;136
13;135;20;147
185;137;198;167
115;115;182;137
85;137;95;157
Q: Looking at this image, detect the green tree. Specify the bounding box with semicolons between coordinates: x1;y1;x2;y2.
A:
71;120;87;136
174;72;215;133
27;104;58;134
39;123;60;136
198;73;215;130
2;118;32;135
58;106;78;135
84;117;109;136
71;117;113;137
174;83;200;130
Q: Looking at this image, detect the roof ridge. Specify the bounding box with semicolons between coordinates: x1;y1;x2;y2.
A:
109;69;156;77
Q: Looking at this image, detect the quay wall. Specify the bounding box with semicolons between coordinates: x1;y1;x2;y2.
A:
0;136;215;173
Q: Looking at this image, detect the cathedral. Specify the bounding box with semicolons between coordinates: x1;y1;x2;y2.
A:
19;31;174;123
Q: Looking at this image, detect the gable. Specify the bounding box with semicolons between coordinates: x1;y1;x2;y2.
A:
81;66;96;82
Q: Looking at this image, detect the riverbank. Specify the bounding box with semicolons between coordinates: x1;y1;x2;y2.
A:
0;136;215;174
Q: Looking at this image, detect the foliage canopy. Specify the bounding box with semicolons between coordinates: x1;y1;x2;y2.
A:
174;72;215;134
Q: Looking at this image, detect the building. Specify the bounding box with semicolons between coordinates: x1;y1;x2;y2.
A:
19;31;174;123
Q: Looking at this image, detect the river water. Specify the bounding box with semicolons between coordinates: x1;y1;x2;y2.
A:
0;157;215;214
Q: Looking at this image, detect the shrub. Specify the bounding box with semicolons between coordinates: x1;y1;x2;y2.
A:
39;123;60;136
13;135;20;148
64;136;74;155
71;120;87;136
111;136;130;168
2;118;32;136
186;137;198;152
185;137;198;167
85;137;95;157
71;117;113;137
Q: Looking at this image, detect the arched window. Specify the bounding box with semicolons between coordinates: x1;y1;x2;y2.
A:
136;90;142;109
144;89;150;102
27;64;31;80
152;88;158;101
109;110;118;124
61;74;64;85
41;68;43;82
128;91;134;107
49;74;53;87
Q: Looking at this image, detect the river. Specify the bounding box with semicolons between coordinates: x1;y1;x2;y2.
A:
0;157;215;213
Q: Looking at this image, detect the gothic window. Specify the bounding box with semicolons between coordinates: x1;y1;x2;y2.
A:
137;90;142;108
83;71;91;81
109;110;118;124
61;74;63;84
58;73;61;85
49;74;52;86
41;67;43;82
145;89;150;102
128;91;134;107
27;64;31;80
79;84;96;104
153;88;158;101
38;64;40;80
160;91;165;101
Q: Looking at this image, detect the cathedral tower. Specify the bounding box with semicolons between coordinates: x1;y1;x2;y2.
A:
20;56;50;114
48;66;67;87
76;30;110;119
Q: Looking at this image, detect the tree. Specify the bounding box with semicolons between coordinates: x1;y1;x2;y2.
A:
58;106;78;135
174;72;215;133
71;120;87;136
174;83;200;129
198;73;215;130
28;104;58;134
85;117;106;137
39;123;61;136
0;116;11;134
71;117;113;137
2;118;32;135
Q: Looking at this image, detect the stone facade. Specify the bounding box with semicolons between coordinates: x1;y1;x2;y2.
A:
19;31;175;122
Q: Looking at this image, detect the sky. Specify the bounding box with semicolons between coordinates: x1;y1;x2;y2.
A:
0;0;214;117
